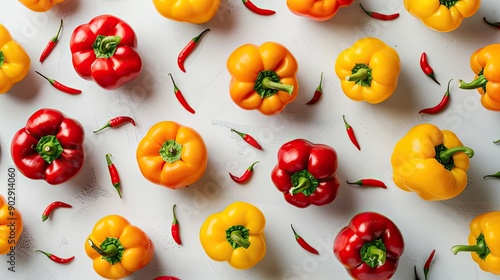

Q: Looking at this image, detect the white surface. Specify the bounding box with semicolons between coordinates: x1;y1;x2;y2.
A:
1;0;500;279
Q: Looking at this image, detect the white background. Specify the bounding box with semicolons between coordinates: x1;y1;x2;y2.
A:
1;0;500;279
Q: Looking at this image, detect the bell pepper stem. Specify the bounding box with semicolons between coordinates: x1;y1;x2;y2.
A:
0;51;4;67
230;230;251;249
439;146;474;164
360;239;387;268
262;77;294;95
346;68;368;82
458;76;488;90
451;241;486;256
93;35;121;58
88;239;118;258
289;177;311;195
36;135;63;164
159;140;183;163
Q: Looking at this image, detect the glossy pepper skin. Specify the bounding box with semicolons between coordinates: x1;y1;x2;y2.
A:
0;24;30;94
227;41;299;116
11;108;85;185
271;139;340;208
335;37;400;104
391;123;474;201
18;0;64;12
85;215;154;279
199;201;266;270
287;0;354;21
0;195;23;255
136;121;208;189
153;0;221;24
404;0;480;32
334;212;404;280
70;15;142;90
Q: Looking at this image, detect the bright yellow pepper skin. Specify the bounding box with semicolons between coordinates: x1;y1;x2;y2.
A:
200;201;266;270
18;0;65;12
0;195;23;255
404;0;480;32
459;44;500;111
451;211;500;275
391;123;474;201
227;41;299;116
286;0;354;21
335;37;400;104
0;24;30;94
152;0;221;24
136;121;208;189
85;215;154;279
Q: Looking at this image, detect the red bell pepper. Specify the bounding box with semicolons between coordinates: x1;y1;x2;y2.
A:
271;139;340;208
69;15;142;90
334;212;405;280
11;108;85;185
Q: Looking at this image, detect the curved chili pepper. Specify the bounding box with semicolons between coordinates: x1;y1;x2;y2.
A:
40;19;63;63
424;249;436;280
168;73;195;114
106;154;122;198
154;277;181;280
290;224;319;255
242;0;276;16
35;250;75;264
306;72;323;105
177;28;210;73
483;170;500;179
483;17;500;29
171;204;182;245
93;116;136;133
420;52;440;85
342;115;360;150
42;201;72;222
359;4;399;20
230;128;263;150
346;179;387;189
35;71;82;94
418;79;452;115
230;161;259;184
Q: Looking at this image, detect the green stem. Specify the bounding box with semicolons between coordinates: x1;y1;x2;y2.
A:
459;76;488;90
360;239;386;268
262;77;294;94
254;70;294;98
159;139;183;163
0;51;4;68
438;146;474;164
226;225;250;249
36;135;63;164
88;237;124;265
439;0;459;9
93;35;122;58
484;171;500;179
346;68;368;82
451;234;489;260
289;177;311;195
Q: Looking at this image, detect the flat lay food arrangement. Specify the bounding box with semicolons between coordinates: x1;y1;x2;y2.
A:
0;0;499;279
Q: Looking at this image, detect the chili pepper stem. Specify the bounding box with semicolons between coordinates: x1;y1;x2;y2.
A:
423;249;436;280
494;139;500;144
35;71;56;85
483;171;500;179
483;17;500;28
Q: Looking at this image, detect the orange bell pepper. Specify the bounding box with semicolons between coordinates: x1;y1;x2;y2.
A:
136;121;208;189
18;0;65;12
85;215;154;279
227;41;299;116
286;0;354;21
0;24;31;94
0;194;23;255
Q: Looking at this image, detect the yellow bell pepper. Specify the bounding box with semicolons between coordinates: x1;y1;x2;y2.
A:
451;211;500;275
459;43;500;111
18;0;65;12
0;24;30;94
136;121;208;189
335;37;400;104
227;41;299;115
200;201;266;270
0;194;23;255
152;0;221;24
85;215;154;279
286;0;354;21
391;123;474;201
404;0;480;32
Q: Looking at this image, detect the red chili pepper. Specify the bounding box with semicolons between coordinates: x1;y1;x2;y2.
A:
35;71;82;94
359;4;399;20
171;204;182;245
177;28;210;73
35;250;75;264
418;79;452;115
168;73;195;114
230;161;259;184
93;116;136;133
41;201;72;222
423;249;436;280
105;154;122;198
306;72;323;105
290;224;319;255
242;0;276;16
346;179;387;189
483;17;500;29
40;19;63;63
230;128;263;150
342;115;360;150
154;277;181;280
420;52;440;85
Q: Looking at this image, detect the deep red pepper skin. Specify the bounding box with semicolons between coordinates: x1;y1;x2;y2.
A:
483;17;500;29
291;224;319;254
423;249;436;280
35;250;75;264
93;116;136;133
271;139;340;208
242;0;276;16
40;19;63;63
42;201;72;222
169;73;195;114
419;79;452;114
359;4;399;20
334;212;405;280
346;179;387;189
420;52;440;85
171;204;182;245
306;72;323;105
35;71;82;94
230;161;259;184
178;28;210;73
106;154;122;198
230;128;263;150
342;115;361;150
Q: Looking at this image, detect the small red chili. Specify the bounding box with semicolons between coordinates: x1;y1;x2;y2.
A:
168;73;195;114
35;250;75;264
290;224;319;255
40;19;63;63
483;17;500;29
359;4;399;20
177;28;210;73
42;201;72;222
420;52;440;85
306;72;323;105
418;79;452;115
171;204;182;245
106;154;122;198
346;179;387;189
230;161;259;184
342;115;360;151
35;71;82;94
154;277;181;280
93;116;136;133
230;128;263;150
423;249;436;280
242;0;276;16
